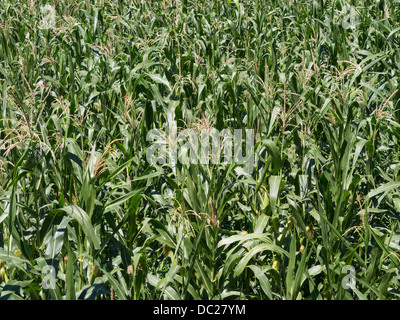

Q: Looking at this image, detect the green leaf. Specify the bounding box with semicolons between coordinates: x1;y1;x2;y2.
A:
262;138;283;169
234;244;289;277
248;265;273;300
269;175;281;216
64;232;76;300
367;182;400;199
58;205;100;250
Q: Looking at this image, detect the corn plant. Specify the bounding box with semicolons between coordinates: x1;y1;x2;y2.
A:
0;0;399;300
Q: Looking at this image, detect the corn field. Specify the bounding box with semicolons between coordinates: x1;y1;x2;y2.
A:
0;0;400;300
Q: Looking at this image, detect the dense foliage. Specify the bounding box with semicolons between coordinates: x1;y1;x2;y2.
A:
0;0;400;300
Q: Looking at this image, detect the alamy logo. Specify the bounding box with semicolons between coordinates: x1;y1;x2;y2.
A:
341;265;356;290
146;122;254;174
41;265;57;289
40;5;56;29
342;5;357;30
